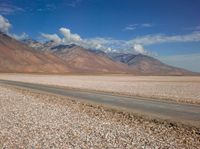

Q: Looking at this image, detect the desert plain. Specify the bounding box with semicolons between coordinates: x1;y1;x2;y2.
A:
0;74;200;148
0;74;200;104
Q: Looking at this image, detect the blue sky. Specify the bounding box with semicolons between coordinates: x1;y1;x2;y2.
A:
0;0;200;72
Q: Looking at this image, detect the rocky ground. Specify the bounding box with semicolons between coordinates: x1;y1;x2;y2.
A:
0;74;200;104
0;85;200;148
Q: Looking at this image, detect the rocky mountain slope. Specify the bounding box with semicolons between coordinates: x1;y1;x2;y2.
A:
52;45;130;73
0;33;130;74
0;32;73;73
17;37;198;75
109;53;195;75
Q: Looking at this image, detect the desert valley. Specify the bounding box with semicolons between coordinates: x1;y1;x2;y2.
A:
0;30;200;148
0;0;200;148
0;32;197;75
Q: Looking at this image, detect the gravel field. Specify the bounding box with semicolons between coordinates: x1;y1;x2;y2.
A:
0;74;200;104
0;85;200;148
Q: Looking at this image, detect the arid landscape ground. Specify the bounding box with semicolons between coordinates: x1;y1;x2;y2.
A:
1;24;200;149
0;84;199;148
1;74;200;104
0;74;200;148
1;0;200;148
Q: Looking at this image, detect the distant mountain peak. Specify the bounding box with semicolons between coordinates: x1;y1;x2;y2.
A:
0;32;72;73
20;37;197;75
109;52;197;75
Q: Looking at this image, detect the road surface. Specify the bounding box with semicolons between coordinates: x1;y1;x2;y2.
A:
0;79;200;127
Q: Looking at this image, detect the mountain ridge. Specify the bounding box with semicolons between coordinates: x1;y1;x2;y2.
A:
0;32;72;73
109;53;195;75
0;33;198;75
0;33;131;74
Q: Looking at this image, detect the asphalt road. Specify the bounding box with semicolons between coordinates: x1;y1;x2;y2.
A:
0;79;200;127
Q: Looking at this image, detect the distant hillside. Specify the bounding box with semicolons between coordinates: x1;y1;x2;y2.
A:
0;32;72;73
108;53;197;75
0;33;130;74
51;45;130;73
22;37;198;75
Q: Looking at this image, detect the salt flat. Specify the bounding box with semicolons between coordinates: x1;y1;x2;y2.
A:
0;74;200;104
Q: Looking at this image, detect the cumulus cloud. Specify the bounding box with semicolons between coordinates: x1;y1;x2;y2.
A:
41;33;61;43
59;27;82;44
10;32;29;40
0;15;29;40
41;27;200;54
82;37;116;52
133;44;147;54
41;27;113;52
0;15;11;33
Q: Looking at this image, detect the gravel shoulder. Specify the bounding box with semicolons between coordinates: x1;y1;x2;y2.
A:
0;85;200;148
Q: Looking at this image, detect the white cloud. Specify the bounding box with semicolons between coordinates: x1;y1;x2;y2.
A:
41;33;61;43
85;31;200;53
133;44;147;54
82;37;116;51
59;27;82;44
130;31;200;45
0;15;29;40
124;26;136;31
141;23;153;27
10;32;28;40
123;23;153;31
41;27;113;52
0;15;11;33
41;27;200;54
0;3;24;15
123;24;137;31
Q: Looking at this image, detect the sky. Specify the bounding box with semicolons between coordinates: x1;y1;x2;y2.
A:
0;0;200;72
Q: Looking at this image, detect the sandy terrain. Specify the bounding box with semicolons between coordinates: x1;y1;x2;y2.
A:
0;74;200;104
0;85;199;148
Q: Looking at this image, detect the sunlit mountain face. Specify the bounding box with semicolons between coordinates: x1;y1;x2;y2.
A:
0;0;200;72
0;1;200;148
0;31;197;75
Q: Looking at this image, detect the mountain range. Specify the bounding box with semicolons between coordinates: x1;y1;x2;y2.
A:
0;32;197;75
108;53;194;75
0;32;71;73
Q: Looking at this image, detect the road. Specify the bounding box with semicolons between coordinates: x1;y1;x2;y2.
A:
0;79;200;127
